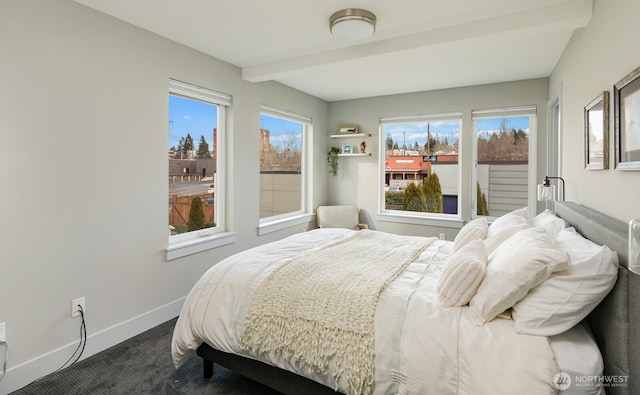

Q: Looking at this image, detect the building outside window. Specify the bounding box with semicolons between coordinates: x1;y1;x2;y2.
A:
259;106;312;230
472;107;535;218
168;79;229;244
379;107;535;223
380;113;462;217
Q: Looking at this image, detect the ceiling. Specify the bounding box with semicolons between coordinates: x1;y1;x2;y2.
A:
73;0;592;102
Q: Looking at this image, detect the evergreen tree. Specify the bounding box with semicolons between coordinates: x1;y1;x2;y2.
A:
423;173;443;213
181;133;194;158
196;135;212;158
177;137;185;158
477;182;489;216
385;135;394;151
187;197;205;231
423;136;438;154
403;182;426;212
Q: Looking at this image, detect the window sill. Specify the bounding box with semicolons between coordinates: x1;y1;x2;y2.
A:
166;231;237;261
376;212;464;229
258;213;316;236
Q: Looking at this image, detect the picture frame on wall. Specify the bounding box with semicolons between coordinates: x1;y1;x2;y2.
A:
614;65;640;170
342;145;351;154
338;125;359;135
584;91;609;170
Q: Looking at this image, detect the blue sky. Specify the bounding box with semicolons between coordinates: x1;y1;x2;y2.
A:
384;116;530;148
385;121;460;148
168;95;217;149
476;116;529;133
169;95;303;150
169;96;529;151
260;114;303;149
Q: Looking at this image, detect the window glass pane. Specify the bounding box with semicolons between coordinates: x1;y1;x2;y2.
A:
260;113;304;219
383;119;460;215
168;95;218;235
475;116;530;217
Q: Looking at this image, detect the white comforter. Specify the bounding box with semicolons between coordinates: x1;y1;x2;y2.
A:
172;228;559;395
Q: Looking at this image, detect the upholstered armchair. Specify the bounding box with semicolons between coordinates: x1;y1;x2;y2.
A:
316;205;368;230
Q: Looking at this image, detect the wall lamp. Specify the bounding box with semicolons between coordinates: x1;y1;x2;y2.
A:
630;219;640;274
537;176;565;202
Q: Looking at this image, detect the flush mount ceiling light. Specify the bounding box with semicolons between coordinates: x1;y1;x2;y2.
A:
329;8;377;40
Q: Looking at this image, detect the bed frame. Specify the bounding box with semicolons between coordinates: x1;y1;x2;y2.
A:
196;202;637;395
554;202;637;395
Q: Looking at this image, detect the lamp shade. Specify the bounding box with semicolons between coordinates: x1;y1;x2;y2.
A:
537;183;555;201
330;9;376;40
537;176;565;202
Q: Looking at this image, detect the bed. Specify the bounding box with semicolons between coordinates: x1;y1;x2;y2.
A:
171;202;637;394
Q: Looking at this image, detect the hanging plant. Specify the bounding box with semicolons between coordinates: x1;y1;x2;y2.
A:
327;146;340;176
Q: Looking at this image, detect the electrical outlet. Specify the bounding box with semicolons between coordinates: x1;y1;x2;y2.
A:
71;297;86;318
439;233;446;240
0;322;5;342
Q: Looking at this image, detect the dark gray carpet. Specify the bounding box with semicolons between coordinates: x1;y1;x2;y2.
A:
11;318;282;395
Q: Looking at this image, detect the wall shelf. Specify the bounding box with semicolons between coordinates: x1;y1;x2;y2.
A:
330;131;372;157
330;133;371;138
338;153;371;157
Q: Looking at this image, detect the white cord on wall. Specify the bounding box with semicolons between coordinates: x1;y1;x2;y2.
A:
0;340;7;381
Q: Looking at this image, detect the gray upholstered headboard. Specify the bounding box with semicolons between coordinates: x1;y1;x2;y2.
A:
555;202;638;395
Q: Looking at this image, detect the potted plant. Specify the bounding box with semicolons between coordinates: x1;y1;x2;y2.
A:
327;147;340;176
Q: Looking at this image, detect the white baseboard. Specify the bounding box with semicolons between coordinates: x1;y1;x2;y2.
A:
0;297;185;394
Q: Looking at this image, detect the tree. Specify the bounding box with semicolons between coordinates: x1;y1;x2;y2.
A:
477;182;489;216
423;173;443;213
180;133;194;158
403;182;426;212
398;174;444;213
177;137;185;158
477;124;528;162
187;197;205;231
423;135;438;154
196;135;212;158
385;135;394;151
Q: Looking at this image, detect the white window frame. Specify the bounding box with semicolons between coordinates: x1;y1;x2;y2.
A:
166;79;236;260
377;112;463;228
258;105;314;235
471;106;537;220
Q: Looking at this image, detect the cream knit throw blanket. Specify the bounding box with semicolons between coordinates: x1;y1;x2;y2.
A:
239;230;434;395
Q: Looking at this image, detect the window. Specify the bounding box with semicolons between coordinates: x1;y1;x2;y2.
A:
167;80;233;259
380;113;462;220
472;106;536;218
259;106;312;234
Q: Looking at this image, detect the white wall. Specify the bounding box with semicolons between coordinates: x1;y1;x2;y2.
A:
0;0;328;392
327;79;549;238
3;0;639;392
550;0;640;222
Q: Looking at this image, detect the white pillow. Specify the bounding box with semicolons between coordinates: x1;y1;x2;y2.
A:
468;227;569;325
437;240;488;307
512;227;619;336
548;321;604;393
452;218;488;253
486;206;529;237
484;207;530;254
531;209;568;236
484;228;525;256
